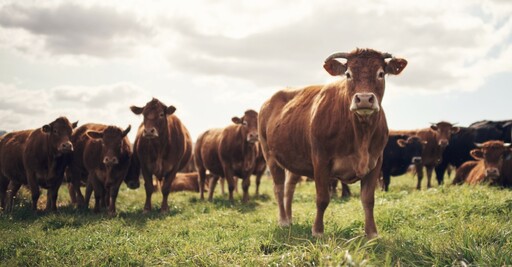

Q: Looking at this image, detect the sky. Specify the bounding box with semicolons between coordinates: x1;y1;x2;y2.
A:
0;0;511;142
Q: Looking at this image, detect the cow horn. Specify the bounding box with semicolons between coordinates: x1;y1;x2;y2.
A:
475;143;484;148
504;143;511;148
382;52;393;59
324;52;350;62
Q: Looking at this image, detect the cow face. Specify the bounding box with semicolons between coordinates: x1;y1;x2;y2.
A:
396;136;425;164
42;117;78;154
130;98;176;139
470;141;511;181
232;109;259;144
87;125;131;168
430;121;460;148
323;49;407;117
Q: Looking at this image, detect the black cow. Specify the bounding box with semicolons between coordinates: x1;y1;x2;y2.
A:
381;134;425;191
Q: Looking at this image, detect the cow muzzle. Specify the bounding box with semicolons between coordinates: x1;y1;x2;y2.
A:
485;167;500;178
247;132;259;143
411;157;422;164
59;141;74;153
103;156;119;167
350;93;380;116
438;139;449;148
142;127;159;138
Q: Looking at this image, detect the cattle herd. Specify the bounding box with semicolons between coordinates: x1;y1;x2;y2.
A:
0;48;510;239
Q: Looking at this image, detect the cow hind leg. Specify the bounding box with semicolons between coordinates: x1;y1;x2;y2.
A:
285;172;301;225
26;173;40;211
6;181;22;212
198;167;207;200
255;173;262;197
341;183;351;198
208;176;220;201
267;159;288;226
415;164;424;190
0;176;9;210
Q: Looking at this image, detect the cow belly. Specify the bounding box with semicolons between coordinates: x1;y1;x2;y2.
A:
331;155;379;182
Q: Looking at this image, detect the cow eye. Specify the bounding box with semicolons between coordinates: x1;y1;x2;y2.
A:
242;121;248;126
159;112;165;118
53;129;58;134
345;71;352;79
377;71;385;79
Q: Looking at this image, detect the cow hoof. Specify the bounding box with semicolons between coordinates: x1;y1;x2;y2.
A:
366;232;379;240
278;219;291;227
312;229;324;238
108;211;117;217
142;209;151;214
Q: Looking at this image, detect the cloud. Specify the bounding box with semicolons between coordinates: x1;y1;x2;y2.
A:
165;0;512;92
0;2;152;57
0;82;151;140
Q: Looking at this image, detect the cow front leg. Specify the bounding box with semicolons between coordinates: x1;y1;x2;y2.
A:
161;172;177;213
426;166;433;188
312;167;331;237
141;168;154;213
241;176;251;203
360;157;381;239
222;167;236;202
415;163;423;190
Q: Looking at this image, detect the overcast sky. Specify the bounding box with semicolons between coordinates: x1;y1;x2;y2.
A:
0;0;511;142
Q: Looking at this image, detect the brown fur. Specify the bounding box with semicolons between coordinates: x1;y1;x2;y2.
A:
131;98;193;213
253;143;267;196
195;110;259;202
259;48;407;238
452;161;478;185
171;172;211;192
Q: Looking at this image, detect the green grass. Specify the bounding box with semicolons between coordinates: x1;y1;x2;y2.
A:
1;173;511;266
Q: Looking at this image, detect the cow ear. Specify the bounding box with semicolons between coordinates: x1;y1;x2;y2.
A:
232;117;242;124
130;106;144;115
86;130;103;139
72;121;79;129
385;58;407;75
451;127;460;134
323;59;347;76
42;125;51;133
430;125;438;131
470;149;484;160
396;139;407;148
122;125;131;137
166;105;176;115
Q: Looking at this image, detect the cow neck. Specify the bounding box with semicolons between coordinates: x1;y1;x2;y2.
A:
150;123;170;157
430;129;444;159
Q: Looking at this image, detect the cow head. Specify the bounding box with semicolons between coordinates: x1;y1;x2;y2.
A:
470;141;511;182
232;109;259;144
86;125;131;168
430;121;460;148
42;117;78;154
323;48;407;117
130;98;176;139
396;136;426;165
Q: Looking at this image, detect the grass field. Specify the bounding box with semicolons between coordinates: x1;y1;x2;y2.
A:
1;173;511;266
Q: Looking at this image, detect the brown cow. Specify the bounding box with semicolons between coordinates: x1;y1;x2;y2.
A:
66;123;140;208
130;98;193;213
0;117;77;212
455;141;511;185
67;123;132;215
170;172;211;192
259;48;407;238
0;130;31;211
195;110;259;202
253;143;267;196
395;121;459;189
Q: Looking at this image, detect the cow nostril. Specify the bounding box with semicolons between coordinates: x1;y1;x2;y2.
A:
355;95;361;103
368;95;374;104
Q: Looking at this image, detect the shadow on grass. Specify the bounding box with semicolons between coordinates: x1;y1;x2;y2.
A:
0;197;183;229
186;194;261;214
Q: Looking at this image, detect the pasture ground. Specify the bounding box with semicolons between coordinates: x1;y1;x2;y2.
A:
1;172;511;266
